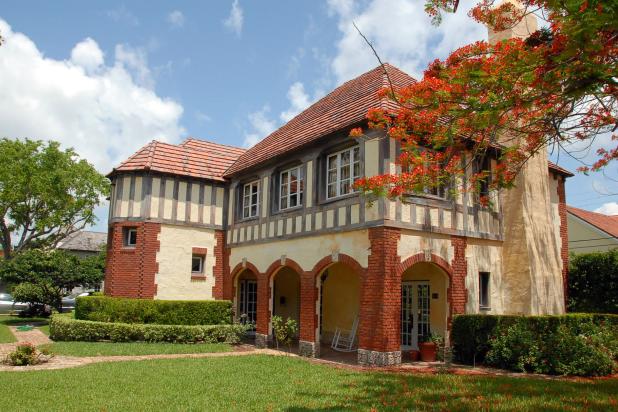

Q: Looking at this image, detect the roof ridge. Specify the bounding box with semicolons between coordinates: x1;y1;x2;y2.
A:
146;140;157;170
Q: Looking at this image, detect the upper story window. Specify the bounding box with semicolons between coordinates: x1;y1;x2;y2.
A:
279;166;304;210
326;146;360;199
403;149;448;199
242;180;260;219
124;227;137;247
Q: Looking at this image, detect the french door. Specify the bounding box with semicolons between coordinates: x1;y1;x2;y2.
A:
401;281;430;350
238;279;257;331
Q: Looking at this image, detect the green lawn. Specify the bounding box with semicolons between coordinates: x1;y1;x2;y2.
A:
0;316;49;343
2;355;617;411
40;341;232;356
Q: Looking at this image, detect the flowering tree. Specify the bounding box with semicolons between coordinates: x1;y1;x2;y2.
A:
351;0;617;205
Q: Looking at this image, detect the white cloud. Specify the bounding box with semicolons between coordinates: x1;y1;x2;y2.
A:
0;19;184;175
243;106;276;148
327;0;486;82
70;38;104;73
223;0;244;37
106;5;139;26
280;82;311;123
595;202;618;215
114;44;154;89
168;10;185;28
195;111;212;123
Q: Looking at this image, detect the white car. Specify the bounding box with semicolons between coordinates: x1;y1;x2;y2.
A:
0;293;29;315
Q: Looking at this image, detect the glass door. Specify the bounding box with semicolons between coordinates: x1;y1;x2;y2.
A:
401;281;430;350
239;279;257;331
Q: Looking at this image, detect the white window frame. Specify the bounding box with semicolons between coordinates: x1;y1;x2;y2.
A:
326;146;360;200
479;271;491;310
125;228;137;247
242;180;260;219
279;166;303;210
191;255;204;274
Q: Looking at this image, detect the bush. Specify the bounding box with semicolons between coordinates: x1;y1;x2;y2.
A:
75;296;233;325
3;343;53;366
568;250;618;313
50;315;246;344
452;314;618;376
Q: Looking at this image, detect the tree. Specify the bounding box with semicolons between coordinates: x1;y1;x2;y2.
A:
351;0;617;204
568;249;618;313
0;249;106;312
0;138;109;259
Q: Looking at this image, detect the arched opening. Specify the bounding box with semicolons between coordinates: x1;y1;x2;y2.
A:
235;269;258;332
318;261;361;362
270;266;301;336
400;262;449;351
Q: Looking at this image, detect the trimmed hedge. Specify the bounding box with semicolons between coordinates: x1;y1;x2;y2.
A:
50;315;246;344
452;314;618;376
568;250;618;313
75;296;232;325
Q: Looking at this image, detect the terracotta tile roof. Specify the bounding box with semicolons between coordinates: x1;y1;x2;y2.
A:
109;138;245;182
224;63;416;176
567;206;618;238
548;161;574;177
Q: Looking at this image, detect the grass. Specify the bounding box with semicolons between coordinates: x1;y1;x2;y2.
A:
0;316;49;343
40;341;232;356
1;355;617;411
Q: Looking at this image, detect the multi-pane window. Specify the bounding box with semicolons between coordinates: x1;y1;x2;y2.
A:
242;180;260;219
191;255;204;274
326;146;360;199
124;228;137;247
279;166;303;210
479;272;490;309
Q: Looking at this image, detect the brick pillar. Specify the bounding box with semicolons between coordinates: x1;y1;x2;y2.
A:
212;230;230;300
299;270;318;357
255;272;270;348
358;226;402;366
557;177;569;309
449;235;468;322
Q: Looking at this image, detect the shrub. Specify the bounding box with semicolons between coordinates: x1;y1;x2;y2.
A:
3;343;53;366
452;314;618;376
75;296;233;325
271;316;297;350
50;315;246;344
568;250;618;313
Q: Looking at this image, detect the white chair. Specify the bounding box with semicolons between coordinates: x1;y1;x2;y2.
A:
331;317;359;352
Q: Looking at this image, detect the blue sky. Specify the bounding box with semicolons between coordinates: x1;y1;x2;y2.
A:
0;0;616;232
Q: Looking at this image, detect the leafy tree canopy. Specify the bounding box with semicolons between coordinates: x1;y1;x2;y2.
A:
0;249;106;311
352;0;617;205
0;138;109;258
568;249;618;313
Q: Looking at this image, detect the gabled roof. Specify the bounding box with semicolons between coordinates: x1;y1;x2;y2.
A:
548;161;574;177
109;138;245;182
224;63;416;176
57;231;107;252
567;206;618;238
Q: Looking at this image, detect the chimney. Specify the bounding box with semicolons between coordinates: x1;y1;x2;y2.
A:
487;0;538;45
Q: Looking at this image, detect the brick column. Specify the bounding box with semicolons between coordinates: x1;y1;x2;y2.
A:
449;235;468;322
212;230;230;300
299;270;318;357
557;177;569;309
254;272;270;348
358;226;402;366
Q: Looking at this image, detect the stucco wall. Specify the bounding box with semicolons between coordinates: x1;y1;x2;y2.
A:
398;230;454;264
321;262;360;341
155;224;217;300
229;229;371;272
465;239;505;313
272;267;300;325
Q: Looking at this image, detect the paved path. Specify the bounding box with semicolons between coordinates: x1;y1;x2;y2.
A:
0;325;52;356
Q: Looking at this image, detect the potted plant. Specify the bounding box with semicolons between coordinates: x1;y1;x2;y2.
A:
419;333;437;362
409;350;420;361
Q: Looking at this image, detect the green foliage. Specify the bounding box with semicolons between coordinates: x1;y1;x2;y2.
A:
75;296;233;325
452;314;618;376
3;342;52;366
40;341;231;357
0;249;105;311
0;138;109;259
271;315;297;350
568;250;618;313
49;315;246;344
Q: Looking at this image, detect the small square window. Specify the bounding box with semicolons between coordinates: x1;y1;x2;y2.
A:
191;256;204;274
124;228;137;247
479;272;490;309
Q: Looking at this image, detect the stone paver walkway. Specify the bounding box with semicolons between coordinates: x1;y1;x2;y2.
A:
0;325;52;356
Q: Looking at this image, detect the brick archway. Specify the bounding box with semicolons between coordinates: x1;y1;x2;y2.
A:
263;258;305;337
310;254;366;279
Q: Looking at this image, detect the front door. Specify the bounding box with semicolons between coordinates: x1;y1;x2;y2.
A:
238;279;257;331
401;281;430;350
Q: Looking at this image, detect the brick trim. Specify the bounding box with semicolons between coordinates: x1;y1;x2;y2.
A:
212;230;229;300
557;176;569;308
309;253;366;278
449;236;468;324
192;247;208;255
264;258;305;281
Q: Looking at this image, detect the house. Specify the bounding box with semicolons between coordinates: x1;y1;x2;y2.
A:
104;14;572;366
567;206;618;254
57;230;107;259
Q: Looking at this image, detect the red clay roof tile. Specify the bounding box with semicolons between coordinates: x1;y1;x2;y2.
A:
567;205;618;238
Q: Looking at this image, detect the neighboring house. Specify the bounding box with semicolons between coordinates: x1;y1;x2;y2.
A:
104;15;572;366
57;230;107;292
567;206;618;254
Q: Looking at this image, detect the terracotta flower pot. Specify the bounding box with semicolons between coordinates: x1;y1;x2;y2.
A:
409;350;420;362
419;342;437;362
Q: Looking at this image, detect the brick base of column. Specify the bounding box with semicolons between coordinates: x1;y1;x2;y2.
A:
357;349;402;366
298;340;319;358
255;333;268;348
